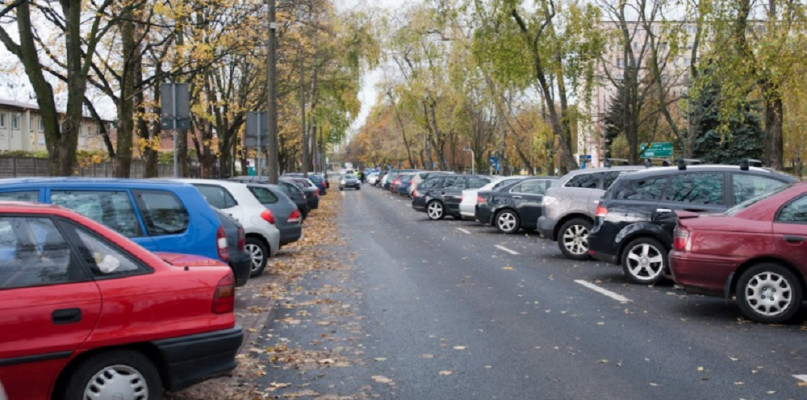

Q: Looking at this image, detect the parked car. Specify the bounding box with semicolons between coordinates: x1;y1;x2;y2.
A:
229;176;310;221
374;171;388;187
339;173;361;190
588;163;796;284
476;177;558;233
367;171;380;185
670;181;807;323
395;173;417;197
212;208;251;286
460;176;525;220
412;175;492;220
305;173;328;196
0;201;242;399
244;183;303;246
312;173;330;189
409;171;453;197
0;177;230;266
283;177;320;210
177;179;281;277
537;166;644;260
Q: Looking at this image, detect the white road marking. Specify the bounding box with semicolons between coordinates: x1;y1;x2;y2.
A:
456;228;471;234
794;375;807;383
494;245;519;255
575;280;632;304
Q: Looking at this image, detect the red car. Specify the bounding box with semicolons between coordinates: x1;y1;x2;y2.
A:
670;181;807;323
0;201;242;399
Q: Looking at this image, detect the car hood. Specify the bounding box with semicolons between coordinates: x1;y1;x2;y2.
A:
154;252;228;267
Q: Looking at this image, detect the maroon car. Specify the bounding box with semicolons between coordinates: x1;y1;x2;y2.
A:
670;181;807;323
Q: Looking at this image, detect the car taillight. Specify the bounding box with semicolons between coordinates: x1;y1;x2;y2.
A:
413;189;418;197
216;225;229;262
237;226;245;251
595;204;608;217
477;195;485;204
261;209;276;224
212;273;235;314
673;228;690;251
288;209;301;224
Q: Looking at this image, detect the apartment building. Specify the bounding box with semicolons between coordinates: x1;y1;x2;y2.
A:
0;99;108;153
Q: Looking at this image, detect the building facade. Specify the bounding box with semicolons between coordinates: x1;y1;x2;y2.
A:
0;99;109;153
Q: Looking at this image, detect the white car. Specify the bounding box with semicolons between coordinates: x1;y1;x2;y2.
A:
366;172;380;185
459;176;525;220
175;179;281;277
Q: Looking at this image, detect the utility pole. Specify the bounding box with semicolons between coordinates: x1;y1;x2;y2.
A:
266;0;280;183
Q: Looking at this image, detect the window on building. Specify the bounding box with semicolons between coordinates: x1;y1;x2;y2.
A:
38;117;44;132
0;113;5;129
11;114;19;130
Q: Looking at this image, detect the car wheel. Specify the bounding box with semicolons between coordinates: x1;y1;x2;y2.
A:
495;209;520;234
426;200;445;220
621;237;667;284
557;218;592;260
736;263;802;323
339;186;343;191
357;186;361;190
245;237;268;277
63;350;161;400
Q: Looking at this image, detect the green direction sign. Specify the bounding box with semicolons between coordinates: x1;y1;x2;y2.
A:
640;142;673;158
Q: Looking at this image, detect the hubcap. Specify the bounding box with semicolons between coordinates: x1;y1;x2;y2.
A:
745;272;792;317
84;364;148;400
562;225;589;255
498;213;516;232
626;243;664;281
427;203;443;219
245;243;264;272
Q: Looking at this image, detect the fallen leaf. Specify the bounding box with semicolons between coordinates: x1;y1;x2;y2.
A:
421;354;435;359
372;375;394;385
374;357;387;362
453;346;466;350
697;366;704;371
502;266;514;270
318;358;335;364
439;370;453;376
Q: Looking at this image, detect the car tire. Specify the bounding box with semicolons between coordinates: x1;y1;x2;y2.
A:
736;263;802;324
63;350;161;400
557;218;592;260
245;237;269;277
426;200;445;220
495;209;520;234
339;186;343;191
621;237;667;284
357;186;361;190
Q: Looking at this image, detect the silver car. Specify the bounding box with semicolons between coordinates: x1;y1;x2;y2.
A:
537;166;642;260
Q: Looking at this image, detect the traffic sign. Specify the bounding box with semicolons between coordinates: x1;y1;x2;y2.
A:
640;142;673;158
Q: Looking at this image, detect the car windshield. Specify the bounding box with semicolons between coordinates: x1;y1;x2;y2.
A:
724;183;793;216
345;174;357;180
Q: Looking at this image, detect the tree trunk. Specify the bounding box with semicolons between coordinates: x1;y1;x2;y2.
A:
114;11;136;178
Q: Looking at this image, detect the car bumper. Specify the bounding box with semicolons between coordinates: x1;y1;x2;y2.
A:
279;224;303;246
586;231;619;264
537;216;556;241
412;197;426;212
229;251;251;286
669;251;735;296
475;204;494;224
153;326;244;391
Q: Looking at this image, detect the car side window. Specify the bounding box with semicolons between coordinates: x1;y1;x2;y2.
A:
603;171;624;190
248;186;279;204
733;174;789;205
64;222;150;279
0;191;39;202
444;177;466;190
420;178;442;189
0;217;86;289
664;172;724;204
514;180;550;195
467;177;489;189
615;176;668;201
51;190;143;237
134;190;189;235
566;173;603;189
193;184;238;209
777;195;807;223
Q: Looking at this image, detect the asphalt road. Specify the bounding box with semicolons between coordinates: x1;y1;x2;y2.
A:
259;184;807;400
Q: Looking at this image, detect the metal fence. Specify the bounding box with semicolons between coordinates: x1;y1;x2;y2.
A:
0;157;176;178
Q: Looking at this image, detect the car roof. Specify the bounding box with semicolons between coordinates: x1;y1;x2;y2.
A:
615;164;796;181
0;177;194;189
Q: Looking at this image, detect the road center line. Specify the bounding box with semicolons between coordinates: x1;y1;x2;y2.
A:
494;244;519;255
794;375;807;383
456;228;471;234
574;280;632;304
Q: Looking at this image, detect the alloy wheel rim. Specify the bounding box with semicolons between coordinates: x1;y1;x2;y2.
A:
498;213;516;231
427;203;443;219
745;272;792;317
626;243;664;281
84;364;148;400
562;225;589;255
245;243;264;272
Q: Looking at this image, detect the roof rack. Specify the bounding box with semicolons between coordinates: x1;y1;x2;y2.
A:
603;158;630;168
644;157;671;168
740;158;763;171
675;158;702;170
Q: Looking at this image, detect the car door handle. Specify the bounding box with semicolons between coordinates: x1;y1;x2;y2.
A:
52;308;82;325
512;195;522;199
656;208;673;213
783;235;804;244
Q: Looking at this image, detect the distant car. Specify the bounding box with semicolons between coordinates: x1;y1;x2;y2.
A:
177;179;281;277
0;201;242;399
537;166;644;260
283;177;320;210
412;175;492;220
244;183;303;247
339;173;361;190
670;181;807;323
459;176;523;220
476;177;558;233
588;164;796;284
367;171;380;185
228;176;310;221
305;174;328;196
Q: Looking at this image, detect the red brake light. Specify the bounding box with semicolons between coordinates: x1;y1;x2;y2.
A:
261;209;276;224
673;228;690;251
212;273;235;314
595;204;608;217
477;195;485;204
287;209;301;224
413;189;418;197
216;225;229;262
237;226;245;251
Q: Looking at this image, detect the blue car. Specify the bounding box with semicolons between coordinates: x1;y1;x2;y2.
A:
0;178;238;280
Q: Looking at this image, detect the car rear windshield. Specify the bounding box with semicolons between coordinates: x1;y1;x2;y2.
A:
725;183;792;215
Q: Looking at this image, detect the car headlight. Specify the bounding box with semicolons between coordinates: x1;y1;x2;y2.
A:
341;180;346;184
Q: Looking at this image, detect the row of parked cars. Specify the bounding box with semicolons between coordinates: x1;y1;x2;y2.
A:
0;172;329;399
375;160;807;324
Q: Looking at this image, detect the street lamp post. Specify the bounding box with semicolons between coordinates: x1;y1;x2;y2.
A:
463;147;474;174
